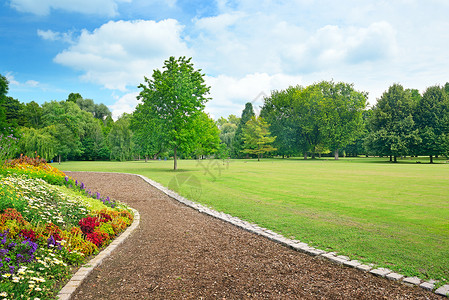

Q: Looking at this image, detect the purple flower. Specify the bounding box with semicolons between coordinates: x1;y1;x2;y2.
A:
4;257;11;263
9;265;15;274
64;176;69;182
96;192;100;199
47;235;56;247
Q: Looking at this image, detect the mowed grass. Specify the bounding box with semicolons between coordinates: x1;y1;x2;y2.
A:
56;157;449;282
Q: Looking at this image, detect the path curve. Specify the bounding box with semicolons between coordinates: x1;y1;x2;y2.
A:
67;172;440;299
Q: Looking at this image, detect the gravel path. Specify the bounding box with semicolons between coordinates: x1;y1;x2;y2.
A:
67;172;440;299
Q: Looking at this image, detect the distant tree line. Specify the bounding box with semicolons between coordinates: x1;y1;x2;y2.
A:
2;66;449;165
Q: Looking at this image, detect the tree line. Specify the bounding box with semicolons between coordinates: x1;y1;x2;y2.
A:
2;58;449;167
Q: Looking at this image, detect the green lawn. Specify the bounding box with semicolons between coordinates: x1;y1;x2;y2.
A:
55;157;449;283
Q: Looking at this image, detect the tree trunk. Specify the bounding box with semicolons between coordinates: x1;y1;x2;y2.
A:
430;155;433;164
58;154;61;164
145;155;148;163
389;155;392;162
334;149;339;160
174;146;178;170
304;153;308;160
393;156;397;163
258;154;260;161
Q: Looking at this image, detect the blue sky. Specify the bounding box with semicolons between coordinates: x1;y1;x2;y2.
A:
1;0;449;119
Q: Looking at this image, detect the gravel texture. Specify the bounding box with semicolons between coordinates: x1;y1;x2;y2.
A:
67;172;441;299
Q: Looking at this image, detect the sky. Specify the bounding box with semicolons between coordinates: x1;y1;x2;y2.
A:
1;0;449;119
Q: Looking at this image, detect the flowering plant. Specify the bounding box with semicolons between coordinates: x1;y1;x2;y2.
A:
0;158;134;299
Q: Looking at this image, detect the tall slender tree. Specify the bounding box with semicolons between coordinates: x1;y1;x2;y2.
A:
233;102;255;158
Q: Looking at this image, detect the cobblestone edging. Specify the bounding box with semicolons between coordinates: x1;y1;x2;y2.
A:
135;173;449;298
56;207;140;300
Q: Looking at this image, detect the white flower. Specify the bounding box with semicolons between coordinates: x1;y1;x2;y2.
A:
0;292;7;297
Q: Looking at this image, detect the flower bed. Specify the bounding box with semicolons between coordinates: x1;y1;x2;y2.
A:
0;157;133;299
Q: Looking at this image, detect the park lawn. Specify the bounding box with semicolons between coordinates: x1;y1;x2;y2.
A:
56;157;449;283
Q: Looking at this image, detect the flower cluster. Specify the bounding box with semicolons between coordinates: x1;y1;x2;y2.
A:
0;159;134;299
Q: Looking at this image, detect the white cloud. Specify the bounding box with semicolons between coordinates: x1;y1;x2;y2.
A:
109;91;140;120
25;80;39;87
4;72;40;88
53;19;191;91
205;73;303;118
10;0;130;16
192;9;398;77
37;29;74;44
4;72;19;86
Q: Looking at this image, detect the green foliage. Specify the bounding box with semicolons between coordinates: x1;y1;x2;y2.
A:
76;98;111;120
0;74;9;134
18;127;57;161
21;101;43;129
0;129;19;164
190;112;220;157
241;116;276;161
261;86;301;157
131;103;168;160
413;85;449;162
316;81;367;159
66;92;82;103
233;102;255;158
108;113;134;161
364;84;421;161
0;182;26;213
3;97;26;129
137;56;211;169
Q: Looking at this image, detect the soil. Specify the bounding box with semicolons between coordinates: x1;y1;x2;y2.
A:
67;172;440;299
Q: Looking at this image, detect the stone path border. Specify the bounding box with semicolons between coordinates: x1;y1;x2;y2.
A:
56;207;140;300
134;173;448;298
57;172;449;298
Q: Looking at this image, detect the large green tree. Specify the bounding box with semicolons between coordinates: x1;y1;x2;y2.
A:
414;85;449;163
317;81;367;159
364;84;421;162
261;87;300;158
241;116;276;161
137;56;210;170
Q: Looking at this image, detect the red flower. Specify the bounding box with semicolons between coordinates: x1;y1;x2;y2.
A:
20;229;37;242
79;216;100;234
